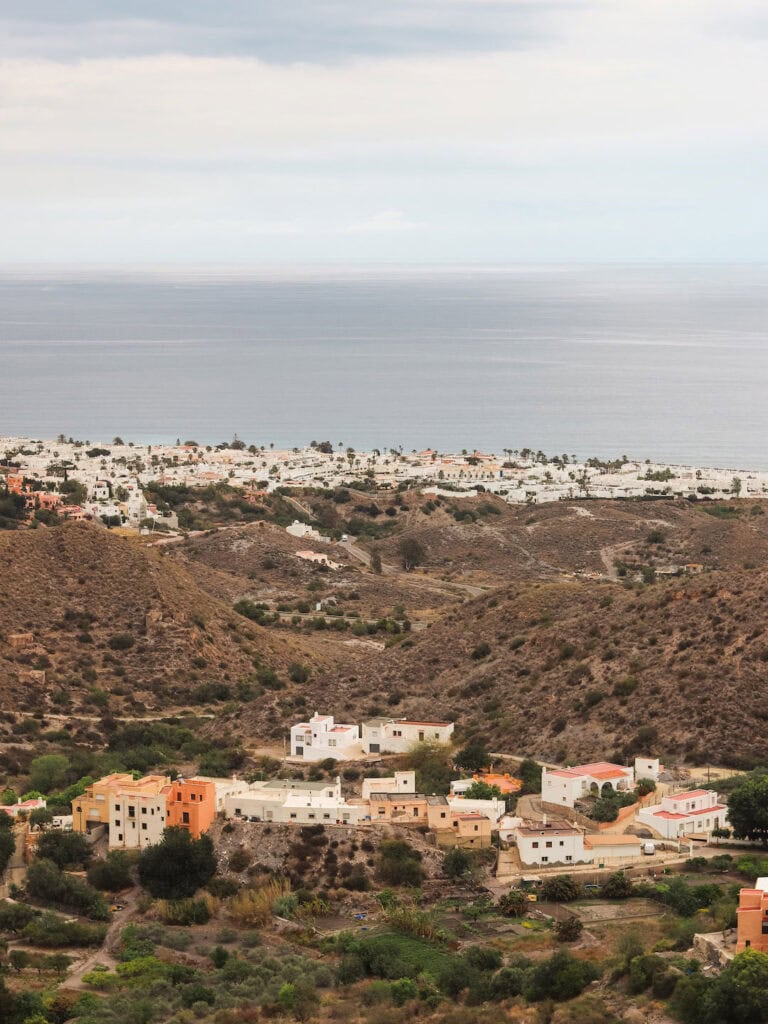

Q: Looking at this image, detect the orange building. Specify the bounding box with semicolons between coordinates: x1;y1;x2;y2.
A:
369;793;428;824
165;777;216;838
73;773;139;832
471;771;522;794
737;880;768;952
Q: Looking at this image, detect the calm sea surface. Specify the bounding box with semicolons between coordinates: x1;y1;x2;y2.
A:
2;264;768;468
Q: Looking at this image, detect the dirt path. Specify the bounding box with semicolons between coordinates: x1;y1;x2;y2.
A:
60;889;140;990
599;540;635;580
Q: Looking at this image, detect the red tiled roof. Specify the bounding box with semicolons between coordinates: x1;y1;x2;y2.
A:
668;790;709;801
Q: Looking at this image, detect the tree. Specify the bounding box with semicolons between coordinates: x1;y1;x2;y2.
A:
518;758;542;795
704;949;768;1024
555;916;584;942
35;830;91;870
398;537;425;571
407;742;452;795
727;772;768;843
87;850;133;891
443;847;472;879
29;808;53;828
0;816;15;873
635;778;657;797
462;780;502;801
29;754;70;794
541;875;581;902
601;871;633;900
370;548;383;574
138;828;216;899
498;890;528;917
376;840;424;887
455;741;489;772
524;949;599;1002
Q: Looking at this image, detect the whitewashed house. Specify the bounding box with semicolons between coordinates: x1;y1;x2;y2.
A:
290;713;361;761
634;756;662;782
513;820;591;867
541;762;635;808
361;770;416;800
637;789;729;840
224;777;362;825
361;717;454;754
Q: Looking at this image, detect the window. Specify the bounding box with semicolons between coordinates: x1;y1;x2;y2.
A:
76;806;81;813
542;856;549;863
440;812;446;819
114;819;121;826
141;807;147;814
323;814;331;820
290;813;297;820
566;856;572;862
559;841;564;847
141;823;147;831
118;833;123;842
191;793;196;801
308;813;315;820
545;841;552;848
235;808;241;816
128;806;135;818
413;807;419;817
532;841;539;849
182;812;189;824
473;825;478;832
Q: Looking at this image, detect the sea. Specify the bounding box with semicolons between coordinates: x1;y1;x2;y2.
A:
2;262;768;469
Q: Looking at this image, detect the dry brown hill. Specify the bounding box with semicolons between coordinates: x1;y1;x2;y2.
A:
303;567;768;768
0;522;347;716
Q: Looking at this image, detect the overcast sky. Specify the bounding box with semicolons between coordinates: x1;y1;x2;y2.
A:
2;1;767;263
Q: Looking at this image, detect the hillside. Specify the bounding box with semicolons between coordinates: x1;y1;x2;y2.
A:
4;500;768;768
0;522;357;717
303;567;768;768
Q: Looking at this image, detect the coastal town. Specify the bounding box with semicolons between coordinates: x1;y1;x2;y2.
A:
5;707;765;976
2;435;767;535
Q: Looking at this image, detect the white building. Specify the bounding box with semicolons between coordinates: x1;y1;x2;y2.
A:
637;789;729;840
91;480;110;501
448;795;505;823
110;787;168;850
286;520;325;541
514;820;592;867
224;778;362;825
296;550;341;570
290;713;361;761
361;770;416;800
541;762;635;808
634;757;662;782
361;717;454;754
190;775;251;813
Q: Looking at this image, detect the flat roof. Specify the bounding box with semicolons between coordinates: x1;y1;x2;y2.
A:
260;779;333;792
584;835;642;846
370;793;426;801
396;719;453;727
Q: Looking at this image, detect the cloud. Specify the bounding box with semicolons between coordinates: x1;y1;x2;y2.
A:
0;1;576;63
0;0;767;261
345;210;425;234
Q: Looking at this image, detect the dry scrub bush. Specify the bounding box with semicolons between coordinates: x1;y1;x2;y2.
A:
227;878;290;926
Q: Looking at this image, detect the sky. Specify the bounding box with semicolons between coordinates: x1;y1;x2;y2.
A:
1;0;767;263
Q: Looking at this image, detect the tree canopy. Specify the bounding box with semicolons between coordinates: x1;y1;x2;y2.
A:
138;828;216;899
728;772;768;844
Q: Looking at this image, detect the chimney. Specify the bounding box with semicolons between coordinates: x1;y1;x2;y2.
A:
542;813;547;827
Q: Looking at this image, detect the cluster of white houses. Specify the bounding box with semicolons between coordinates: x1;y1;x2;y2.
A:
289;713;455;761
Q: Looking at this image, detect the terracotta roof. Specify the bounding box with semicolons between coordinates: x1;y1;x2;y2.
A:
667;789;709;801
